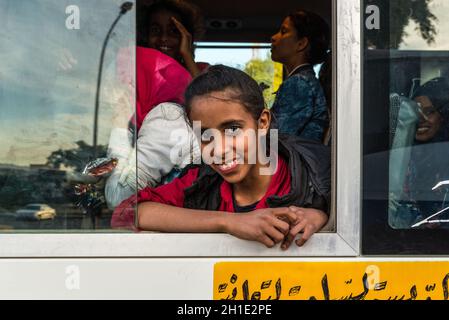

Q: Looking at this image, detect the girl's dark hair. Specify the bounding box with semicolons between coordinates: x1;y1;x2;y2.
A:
184;65;266;121
288;10;330;65
137;0;204;47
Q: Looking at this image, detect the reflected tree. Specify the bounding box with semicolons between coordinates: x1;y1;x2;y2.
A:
46;141;107;172
391;0;437;48
366;0;437;49
244;54;276;106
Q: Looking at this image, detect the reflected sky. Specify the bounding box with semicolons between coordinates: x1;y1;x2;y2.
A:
400;0;449;50
7;0;448;167
0;0;135;166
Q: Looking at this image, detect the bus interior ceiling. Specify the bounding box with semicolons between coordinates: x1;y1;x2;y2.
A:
138;0;332;43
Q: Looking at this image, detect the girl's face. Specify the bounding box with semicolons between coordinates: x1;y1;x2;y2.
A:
188;91;270;185
148;10;182;61
415;95;443;142
271;17;307;64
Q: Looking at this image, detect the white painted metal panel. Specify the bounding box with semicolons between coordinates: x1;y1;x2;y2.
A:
1;257;447;300
0;0;362;259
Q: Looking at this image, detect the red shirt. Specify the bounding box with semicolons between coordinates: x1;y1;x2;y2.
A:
111;157;291;230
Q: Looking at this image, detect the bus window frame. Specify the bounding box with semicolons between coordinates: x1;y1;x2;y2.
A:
0;0;361;258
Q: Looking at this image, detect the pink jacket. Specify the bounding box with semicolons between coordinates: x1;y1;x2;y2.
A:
135;47;192;132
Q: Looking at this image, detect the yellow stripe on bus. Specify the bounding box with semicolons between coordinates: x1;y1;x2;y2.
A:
214;262;449;300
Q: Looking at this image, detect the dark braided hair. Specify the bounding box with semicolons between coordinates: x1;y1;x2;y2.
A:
288;10;330;65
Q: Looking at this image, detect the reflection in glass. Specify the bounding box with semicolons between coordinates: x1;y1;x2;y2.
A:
364;0;449;229
365;0;439;50
0;1;135;231
389;79;449;228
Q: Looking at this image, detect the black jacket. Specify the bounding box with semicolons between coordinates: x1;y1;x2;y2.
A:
182;135;331;214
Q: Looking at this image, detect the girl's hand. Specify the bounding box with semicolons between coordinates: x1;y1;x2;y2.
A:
171;17;193;60
281;207;328;250
224;208;298;248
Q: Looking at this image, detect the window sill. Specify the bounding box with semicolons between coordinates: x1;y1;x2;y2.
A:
0;233;357;257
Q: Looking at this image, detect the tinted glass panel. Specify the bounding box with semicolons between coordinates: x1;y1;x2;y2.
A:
363;0;449;254
0;0;135;232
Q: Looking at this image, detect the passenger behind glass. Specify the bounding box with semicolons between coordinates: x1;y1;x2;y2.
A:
105;48;201;209
112;65;331;249
270;10;330;142
138;0;207;77
392;77;449;228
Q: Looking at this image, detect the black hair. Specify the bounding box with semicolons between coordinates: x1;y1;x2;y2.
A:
288;10;330;65
185;65;266;122
137;0;204;47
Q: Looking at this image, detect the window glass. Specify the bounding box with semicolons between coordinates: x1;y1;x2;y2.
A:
195;42;282;107
133;0;335;241
0;0;135;232
363;0;449;254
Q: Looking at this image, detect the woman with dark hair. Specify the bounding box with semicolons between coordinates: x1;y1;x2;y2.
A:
270;10;330;142
390;77;449;228
138;0;206;77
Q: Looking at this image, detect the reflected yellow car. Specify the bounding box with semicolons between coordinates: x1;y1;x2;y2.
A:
16;204;57;221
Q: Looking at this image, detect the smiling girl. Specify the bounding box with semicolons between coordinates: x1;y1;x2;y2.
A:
112;65;331;249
